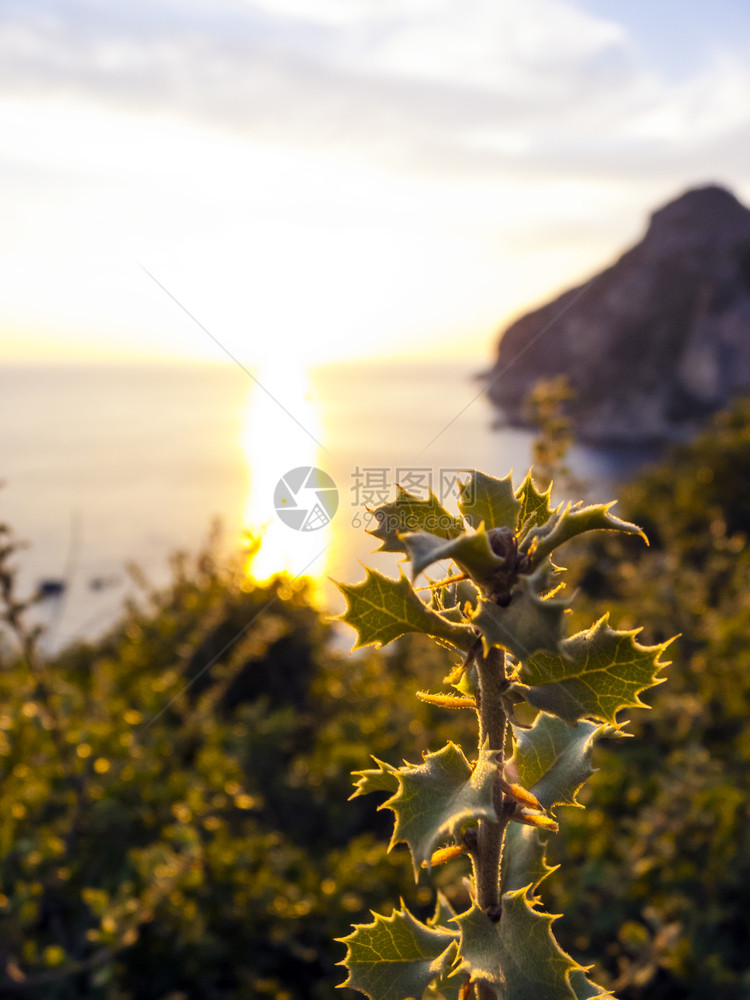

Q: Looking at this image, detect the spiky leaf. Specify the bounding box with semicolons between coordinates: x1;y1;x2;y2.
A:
428;892;458;930
470;569;568;660
452;662;478;700
350;758;400;800
458;471;521;531
524;502;646;566
506;712;609;813
383;742;499;876
368;489;464;554
336;568;475;651
401;526;505;588
453;889;582;998
433;579;480;618
570;970;613;998
424;975;466;1000
338;904;458;1000
514;616;670;724
429;598;466;624
515;472;557;532
426;891;465;998
500;823;556;895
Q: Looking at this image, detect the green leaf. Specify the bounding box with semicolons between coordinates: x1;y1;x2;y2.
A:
383;742;499;876
424;974;466;1000
500;823;556;895
470;568;568;660
515;472;557;532
453;889;582;998
570;970;614;998
424;896;465;1000
350;758;400;800
428;892;458;930
506;712;609;813
514;616;671;724
524;501;646;565
452;662;478;700
428;593;467;624
401;526;505;589
451;901;504;991
432;580;479;619
367;489;464;554
338;903;458;1000
336;568;475;651
458;471;521;531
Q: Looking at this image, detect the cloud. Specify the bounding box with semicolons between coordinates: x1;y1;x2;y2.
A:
3;0;747;213
0;0;726;187
1;0;748;187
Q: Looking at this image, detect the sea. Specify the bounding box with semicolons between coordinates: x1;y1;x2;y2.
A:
0;360;648;652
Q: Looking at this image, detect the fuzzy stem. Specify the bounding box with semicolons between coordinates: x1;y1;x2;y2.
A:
475;646;508;751
473;646;510;912
468;647;512;1000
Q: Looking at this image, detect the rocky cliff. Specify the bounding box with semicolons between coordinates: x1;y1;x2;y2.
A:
486;185;750;444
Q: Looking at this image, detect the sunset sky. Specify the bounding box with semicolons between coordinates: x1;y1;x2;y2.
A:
2;0;750;367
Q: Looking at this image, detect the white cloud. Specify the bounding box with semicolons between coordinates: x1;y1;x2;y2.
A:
1;0;748;188
347;0;626;92
0;1;639;167
0;0;747;194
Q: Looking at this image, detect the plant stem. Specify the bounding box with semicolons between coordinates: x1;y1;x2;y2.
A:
475;647;508;751
473;646;509;911
471;647;511;1000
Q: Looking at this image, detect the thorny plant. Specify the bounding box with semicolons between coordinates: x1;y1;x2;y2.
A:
335;469;672;1000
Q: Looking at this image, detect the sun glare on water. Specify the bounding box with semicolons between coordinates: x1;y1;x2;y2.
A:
241;362;332;594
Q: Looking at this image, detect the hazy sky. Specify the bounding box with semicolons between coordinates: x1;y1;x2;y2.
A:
2;0;749;366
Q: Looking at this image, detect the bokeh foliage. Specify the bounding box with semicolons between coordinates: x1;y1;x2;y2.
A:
544;399;750;1000
1;396;749;998
0;537;463;999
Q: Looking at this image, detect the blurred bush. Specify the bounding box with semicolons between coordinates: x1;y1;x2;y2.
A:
0;531;462;999
544;399;750;1000
1;398;749;999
